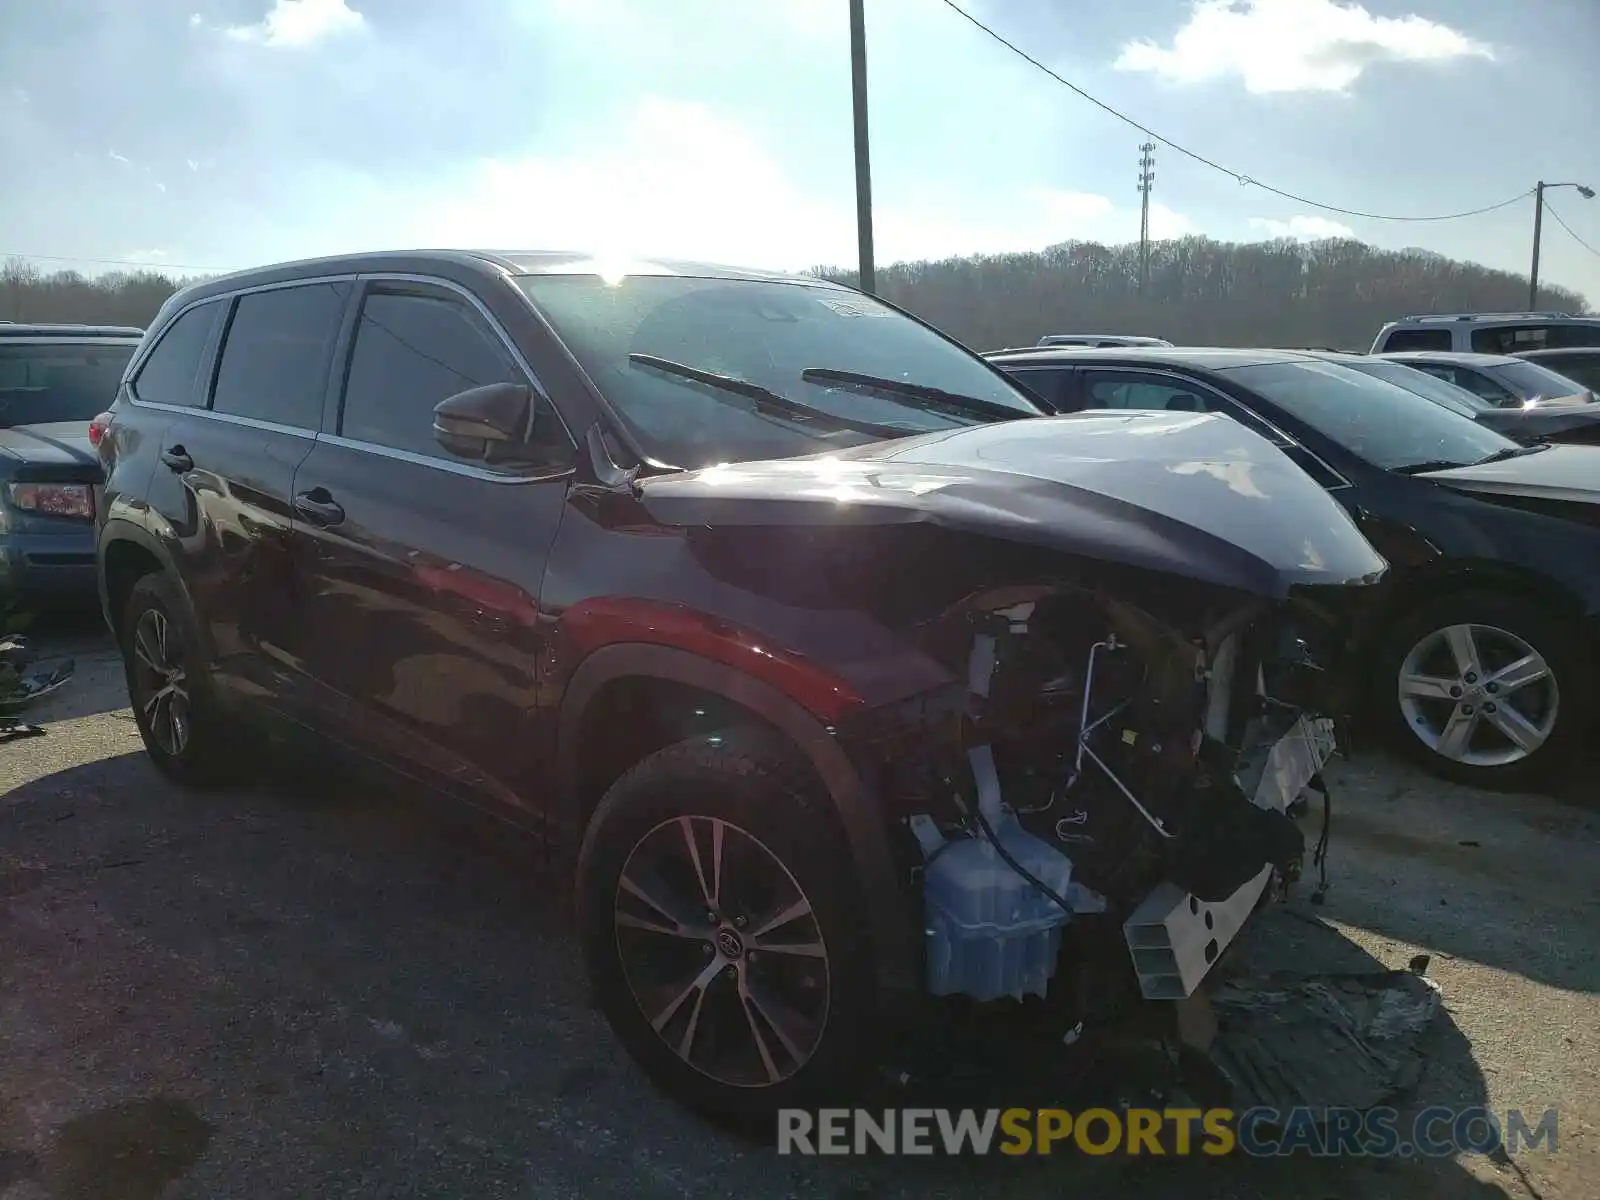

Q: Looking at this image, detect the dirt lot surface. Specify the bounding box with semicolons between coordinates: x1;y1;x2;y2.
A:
1;621;1596;1199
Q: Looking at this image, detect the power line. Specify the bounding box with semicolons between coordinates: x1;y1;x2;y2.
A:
0;250;223;272
1543;202;1600;259
935;0;1536;224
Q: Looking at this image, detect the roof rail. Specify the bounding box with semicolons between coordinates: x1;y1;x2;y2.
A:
1398;311;1575;323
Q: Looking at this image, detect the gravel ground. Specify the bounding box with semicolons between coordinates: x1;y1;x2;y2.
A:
0;622;1595;1199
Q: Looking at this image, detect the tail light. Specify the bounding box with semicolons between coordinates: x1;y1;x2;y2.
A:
88;411;113;450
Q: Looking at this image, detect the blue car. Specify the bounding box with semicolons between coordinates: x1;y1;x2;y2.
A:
0;323;142;605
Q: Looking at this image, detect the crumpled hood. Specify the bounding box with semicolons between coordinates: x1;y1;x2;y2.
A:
0;420;97;468
1420;443;1600;504
637;411;1388;598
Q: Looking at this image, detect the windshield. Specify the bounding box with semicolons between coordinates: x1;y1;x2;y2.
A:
1342;358;1491;415
1485;359;1593;402
516;273;1041;468
1220;360;1516;471
0;342;135;427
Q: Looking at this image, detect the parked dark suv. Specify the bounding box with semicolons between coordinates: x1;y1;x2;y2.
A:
95;251;1385;1123
0;323;141;602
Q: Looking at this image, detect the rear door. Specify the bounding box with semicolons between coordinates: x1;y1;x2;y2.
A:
289;276;576;815
140;279;352;708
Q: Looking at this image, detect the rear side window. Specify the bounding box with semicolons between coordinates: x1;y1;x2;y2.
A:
131;301;222;407
212;282;350;430
339;289;532;460
1379;328;1452;352
1545;325;1600;349
1471;325;1552;354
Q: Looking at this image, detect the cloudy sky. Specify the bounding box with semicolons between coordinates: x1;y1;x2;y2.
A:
3;0;1598;303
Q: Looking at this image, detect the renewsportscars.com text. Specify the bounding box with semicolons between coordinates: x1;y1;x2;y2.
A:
776;1106;1559;1158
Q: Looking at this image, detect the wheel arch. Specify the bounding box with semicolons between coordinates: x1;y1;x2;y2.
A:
555;642;918;999
99;521;188;640
1370;559;1596;655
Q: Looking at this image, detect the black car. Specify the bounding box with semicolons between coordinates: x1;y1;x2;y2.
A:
1516;347;1600;394
95;251;1380;1122
1302;351;1600;445
988;345;1600;790
0;323;142;603
1378;350;1597;408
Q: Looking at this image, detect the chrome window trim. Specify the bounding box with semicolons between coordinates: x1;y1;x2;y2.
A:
316;433;576;485
1078;365;1355;491
122;270;580;484
123;275;358;384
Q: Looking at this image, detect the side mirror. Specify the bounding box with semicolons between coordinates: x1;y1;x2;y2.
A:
433;382;534;461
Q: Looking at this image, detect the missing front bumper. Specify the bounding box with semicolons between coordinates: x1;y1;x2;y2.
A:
1122;713;1336;1001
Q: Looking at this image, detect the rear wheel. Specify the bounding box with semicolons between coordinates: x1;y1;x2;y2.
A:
120;572;240;787
576;731;876;1130
1376;590;1587;790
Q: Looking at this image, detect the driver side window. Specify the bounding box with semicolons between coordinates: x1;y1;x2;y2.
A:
340;286;570;467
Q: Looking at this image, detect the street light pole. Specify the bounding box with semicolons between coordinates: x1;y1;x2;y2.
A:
849;0;876;295
1529;180;1595;310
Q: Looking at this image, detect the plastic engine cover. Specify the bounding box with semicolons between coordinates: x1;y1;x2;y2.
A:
918;813;1104;1002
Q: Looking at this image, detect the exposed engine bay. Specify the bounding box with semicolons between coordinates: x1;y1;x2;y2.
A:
853;582;1343;1008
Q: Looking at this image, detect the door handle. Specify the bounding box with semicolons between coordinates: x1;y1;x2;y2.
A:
292;489;345;527
160;446;193;472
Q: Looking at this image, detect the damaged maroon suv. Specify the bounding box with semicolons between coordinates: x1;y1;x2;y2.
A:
93;251;1387;1123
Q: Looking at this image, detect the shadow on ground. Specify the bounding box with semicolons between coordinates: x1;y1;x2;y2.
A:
0;746;1530;1198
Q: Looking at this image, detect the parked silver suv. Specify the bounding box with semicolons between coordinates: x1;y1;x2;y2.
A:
1370;312;1600;355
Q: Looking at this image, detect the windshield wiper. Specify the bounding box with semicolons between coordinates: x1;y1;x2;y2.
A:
628;354;915;439
1472;444;1549;466
799;368;1024;424
1392;459;1472;475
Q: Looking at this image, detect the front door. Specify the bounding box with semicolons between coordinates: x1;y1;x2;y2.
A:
289;277;577;815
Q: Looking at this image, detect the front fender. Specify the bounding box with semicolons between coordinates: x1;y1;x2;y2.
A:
555;641;919;1000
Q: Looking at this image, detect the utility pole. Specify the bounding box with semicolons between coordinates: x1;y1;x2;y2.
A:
849;0;876;295
1529;179;1596;309
1137;142;1156;296
1528;182;1545;311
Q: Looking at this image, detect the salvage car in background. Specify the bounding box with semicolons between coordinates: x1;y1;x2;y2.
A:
0;323;141;602
987;345;1600;790
1379;350;1597;408
93;251;1381;1123
1302;350;1600;445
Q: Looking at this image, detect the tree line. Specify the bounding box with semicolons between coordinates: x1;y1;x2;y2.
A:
816;236;1590;351
5;236;1590;352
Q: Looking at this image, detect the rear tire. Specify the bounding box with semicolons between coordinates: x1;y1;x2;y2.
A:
576;730;877;1133
1374;590;1587;791
119;572;241;788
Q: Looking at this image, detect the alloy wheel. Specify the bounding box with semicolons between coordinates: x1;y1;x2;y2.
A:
613;815;830;1089
130;608;191;757
1397;622;1558;768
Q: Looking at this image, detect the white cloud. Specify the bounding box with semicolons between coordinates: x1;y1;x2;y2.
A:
108;150;131;165
384;100;1188;270
1115;0;1494;94
222;0;365;49
1251;214;1357;240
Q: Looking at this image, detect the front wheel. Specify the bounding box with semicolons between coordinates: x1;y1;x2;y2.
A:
576;732;877;1130
1376;591;1588;790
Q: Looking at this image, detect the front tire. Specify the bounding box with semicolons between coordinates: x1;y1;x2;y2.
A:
576;731;877;1131
1375;590;1587;790
119;572;240;787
